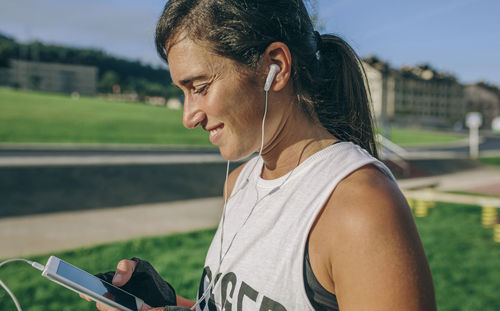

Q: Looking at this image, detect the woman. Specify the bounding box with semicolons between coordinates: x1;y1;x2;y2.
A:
90;0;436;310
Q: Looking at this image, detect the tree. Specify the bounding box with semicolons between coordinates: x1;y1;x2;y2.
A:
98;71;120;93
0;31;176;98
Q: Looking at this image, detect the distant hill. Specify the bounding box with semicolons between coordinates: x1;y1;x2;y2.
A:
0;32;179;98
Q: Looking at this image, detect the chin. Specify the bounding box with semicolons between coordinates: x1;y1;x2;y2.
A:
219;147;255;162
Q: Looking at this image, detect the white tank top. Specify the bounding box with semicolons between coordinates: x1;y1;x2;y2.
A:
196;142;395;311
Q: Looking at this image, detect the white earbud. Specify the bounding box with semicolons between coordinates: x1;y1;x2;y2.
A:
264;64;280;91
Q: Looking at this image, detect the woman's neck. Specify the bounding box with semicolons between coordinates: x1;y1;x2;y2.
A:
260;110;337;180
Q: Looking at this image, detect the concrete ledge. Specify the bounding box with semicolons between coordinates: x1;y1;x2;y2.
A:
398;177;440;190
404;190;500;207
0;154;226;167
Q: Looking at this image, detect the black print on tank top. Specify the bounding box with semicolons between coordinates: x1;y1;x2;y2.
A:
198;266;287;311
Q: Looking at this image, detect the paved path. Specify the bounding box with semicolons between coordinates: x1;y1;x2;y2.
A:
398;166;500;195
1;166;499;259
0;198;222;259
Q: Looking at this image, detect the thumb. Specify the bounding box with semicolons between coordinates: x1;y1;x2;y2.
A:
112;259;137;286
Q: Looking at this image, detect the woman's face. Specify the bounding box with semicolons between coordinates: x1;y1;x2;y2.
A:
168;37;267;160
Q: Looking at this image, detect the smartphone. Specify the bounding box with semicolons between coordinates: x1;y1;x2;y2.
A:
42;256;144;311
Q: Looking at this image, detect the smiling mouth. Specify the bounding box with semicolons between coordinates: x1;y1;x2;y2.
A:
208;124;224;137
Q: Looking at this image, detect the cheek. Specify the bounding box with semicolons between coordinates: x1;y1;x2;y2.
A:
212;84;264;129
231;95;264;133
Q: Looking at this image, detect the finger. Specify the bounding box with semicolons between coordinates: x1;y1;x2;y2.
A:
112;259;137;286
96;301;121;311
79;293;92;302
140;302;152;311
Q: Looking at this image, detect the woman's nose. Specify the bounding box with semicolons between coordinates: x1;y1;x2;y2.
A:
182;98;205;129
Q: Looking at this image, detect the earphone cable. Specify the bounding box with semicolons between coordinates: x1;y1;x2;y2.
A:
0;280;22;311
0;258;45;311
191;89;270;310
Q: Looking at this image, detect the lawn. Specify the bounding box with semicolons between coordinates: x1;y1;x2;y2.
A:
1;203;499;310
388;127;466;146
1;88;468;147
479;157;500;167
0;229;215;311
414;202;500;310
0;87;210;146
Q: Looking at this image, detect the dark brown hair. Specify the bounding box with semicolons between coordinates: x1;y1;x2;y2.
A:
155;0;378;157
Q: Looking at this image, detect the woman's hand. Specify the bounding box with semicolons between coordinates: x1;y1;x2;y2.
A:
79;259;147;310
82;295;170;311
94;304;191;311
108;259;137;287
94;300;155;311
80;258;183;310
96;259;153;310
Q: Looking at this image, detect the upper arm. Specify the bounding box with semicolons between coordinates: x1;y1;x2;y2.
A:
313;165;436;311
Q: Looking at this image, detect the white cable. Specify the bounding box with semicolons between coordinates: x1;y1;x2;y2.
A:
0;280;22;311
0;258;45;271
191;89;270;310
260;90;269;155
191;160;231;309
221;159;231;265
0;258;45;311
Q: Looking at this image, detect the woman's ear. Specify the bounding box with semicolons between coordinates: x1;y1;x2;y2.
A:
263;42;292;91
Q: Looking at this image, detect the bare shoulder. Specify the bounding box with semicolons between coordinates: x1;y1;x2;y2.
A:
312;164;413;267
311;164;436;310
316;164;413;246
330;164;410;228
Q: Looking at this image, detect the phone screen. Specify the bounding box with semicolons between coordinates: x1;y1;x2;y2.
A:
56;260;139;311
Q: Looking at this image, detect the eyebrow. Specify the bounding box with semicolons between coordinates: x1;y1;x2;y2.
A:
178;75;209;87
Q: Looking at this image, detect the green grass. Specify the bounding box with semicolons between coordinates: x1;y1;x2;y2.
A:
388;127;466;146
0;229;215;311
1;203;500;310
414;202;500;311
479;157;500;167
0;87;211;146
1;88;470;147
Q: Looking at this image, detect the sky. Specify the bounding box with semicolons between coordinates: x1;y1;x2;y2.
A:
1;0;499;85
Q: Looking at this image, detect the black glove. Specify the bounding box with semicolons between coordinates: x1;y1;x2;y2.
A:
95;257;176;307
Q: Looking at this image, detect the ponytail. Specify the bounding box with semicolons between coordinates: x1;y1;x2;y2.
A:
155;0;378;158
313;34;378;158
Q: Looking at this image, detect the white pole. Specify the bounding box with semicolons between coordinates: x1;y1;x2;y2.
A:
469;125;479;159
466;112;482;160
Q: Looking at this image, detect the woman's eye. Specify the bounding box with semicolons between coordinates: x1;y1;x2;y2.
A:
193;84;208;95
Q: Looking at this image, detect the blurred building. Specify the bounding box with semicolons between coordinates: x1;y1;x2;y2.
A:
0;59;97;95
166;97;182;110
363;58;395;125
363;57;466;128
465;83;500;129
